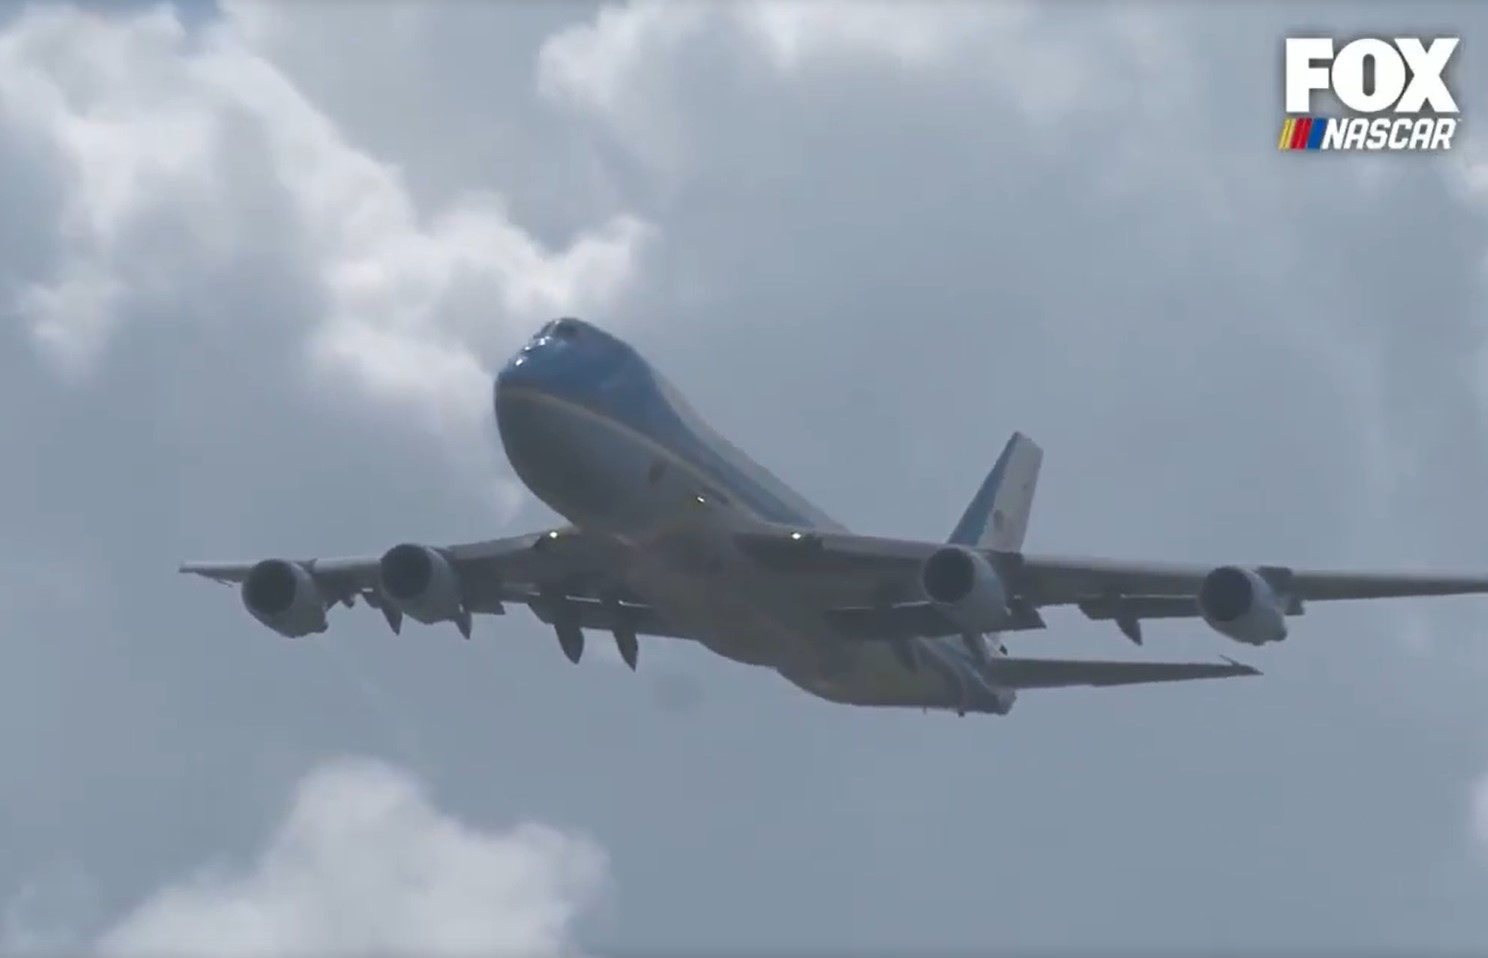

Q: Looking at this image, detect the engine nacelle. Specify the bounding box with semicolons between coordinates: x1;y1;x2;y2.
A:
242;559;328;638
379;543;464;625
987;688;1017;717
919;546;1010;633
1197;565;1288;646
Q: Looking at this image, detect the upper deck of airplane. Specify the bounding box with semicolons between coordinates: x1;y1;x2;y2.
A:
496;318;840;530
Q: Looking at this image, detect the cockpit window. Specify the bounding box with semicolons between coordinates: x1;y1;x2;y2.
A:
525;318;582;351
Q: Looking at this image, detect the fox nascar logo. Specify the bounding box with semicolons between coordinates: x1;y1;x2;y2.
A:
1280;36;1460;152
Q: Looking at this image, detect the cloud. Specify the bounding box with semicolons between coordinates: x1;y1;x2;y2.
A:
537;1;1201;181
2;759;609;957
537;0;1488;889
537;0;1488;547
0;2;652;488
6;1;1488;953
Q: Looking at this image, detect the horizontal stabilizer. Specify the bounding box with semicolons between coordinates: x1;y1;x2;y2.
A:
985;655;1260;689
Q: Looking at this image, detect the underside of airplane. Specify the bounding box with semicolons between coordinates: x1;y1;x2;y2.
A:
182;318;1488;717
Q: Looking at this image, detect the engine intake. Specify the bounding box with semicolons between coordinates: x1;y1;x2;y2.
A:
379;543;464;625
242;559;328;637
1197;565;1288;645
920;546;1010;633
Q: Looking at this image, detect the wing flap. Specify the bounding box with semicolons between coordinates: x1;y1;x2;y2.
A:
827;600;1046;639
1010;555;1213;602
1077;596;1206;621
526;595;691;639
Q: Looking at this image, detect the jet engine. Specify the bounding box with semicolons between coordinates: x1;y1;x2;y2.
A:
1196;565;1288;645
378;543;464;625
919;546;1010;633
242;559;328;637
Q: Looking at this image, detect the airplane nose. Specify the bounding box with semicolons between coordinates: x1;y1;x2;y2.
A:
495;318;601;403
493;354;533;426
494;344;550;404
494;354;545;468
493;341;561;438
496;350;532;389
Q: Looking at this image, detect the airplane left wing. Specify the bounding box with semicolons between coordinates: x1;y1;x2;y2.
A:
182;528;615;598
180;528;684;661
185;531;614;601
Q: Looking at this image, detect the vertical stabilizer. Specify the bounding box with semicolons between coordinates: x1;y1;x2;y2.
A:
947;432;1043;551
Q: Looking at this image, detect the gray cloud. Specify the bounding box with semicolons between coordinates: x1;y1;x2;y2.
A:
4;1;1488;954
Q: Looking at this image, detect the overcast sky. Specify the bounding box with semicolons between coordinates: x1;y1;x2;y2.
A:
3;1;1488;954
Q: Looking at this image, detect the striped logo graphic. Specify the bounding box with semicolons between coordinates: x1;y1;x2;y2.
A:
1278;116;1326;151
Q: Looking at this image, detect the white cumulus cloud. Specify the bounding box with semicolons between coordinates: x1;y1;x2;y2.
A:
6;0;1488;950
45;759;608;957
0;2;652;478
537;0;1196;177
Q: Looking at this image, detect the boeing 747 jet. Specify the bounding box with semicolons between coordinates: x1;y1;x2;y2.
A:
182;318;1488;716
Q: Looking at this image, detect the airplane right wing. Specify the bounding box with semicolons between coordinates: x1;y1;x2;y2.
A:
1007;556;1488;604
732;529;1488;605
731;526;1488;645
986;655;1259;689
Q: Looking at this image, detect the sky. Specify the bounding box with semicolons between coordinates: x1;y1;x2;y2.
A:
3;1;1488;954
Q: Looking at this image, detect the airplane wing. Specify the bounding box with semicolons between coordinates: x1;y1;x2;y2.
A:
1001;555;1488;603
180;528;685;638
182;528;619;603
731;527;1488;639
184;524;1488;651
987;655;1259;689
733;528;1488;602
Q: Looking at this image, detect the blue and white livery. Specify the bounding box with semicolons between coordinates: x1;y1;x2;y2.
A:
183;318;1488;716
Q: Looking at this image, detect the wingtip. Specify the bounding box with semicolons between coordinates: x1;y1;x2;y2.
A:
1220;655;1262;676
178;562;231;585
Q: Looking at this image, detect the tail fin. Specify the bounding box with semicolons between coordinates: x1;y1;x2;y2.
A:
948;432;1043;551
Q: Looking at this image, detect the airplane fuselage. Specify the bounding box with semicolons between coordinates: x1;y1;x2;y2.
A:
494;319;1015;715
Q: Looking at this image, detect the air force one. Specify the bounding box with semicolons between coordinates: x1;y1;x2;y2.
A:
182;318;1488;717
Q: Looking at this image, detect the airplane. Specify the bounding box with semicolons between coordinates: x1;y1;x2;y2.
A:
181;317;1488;717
